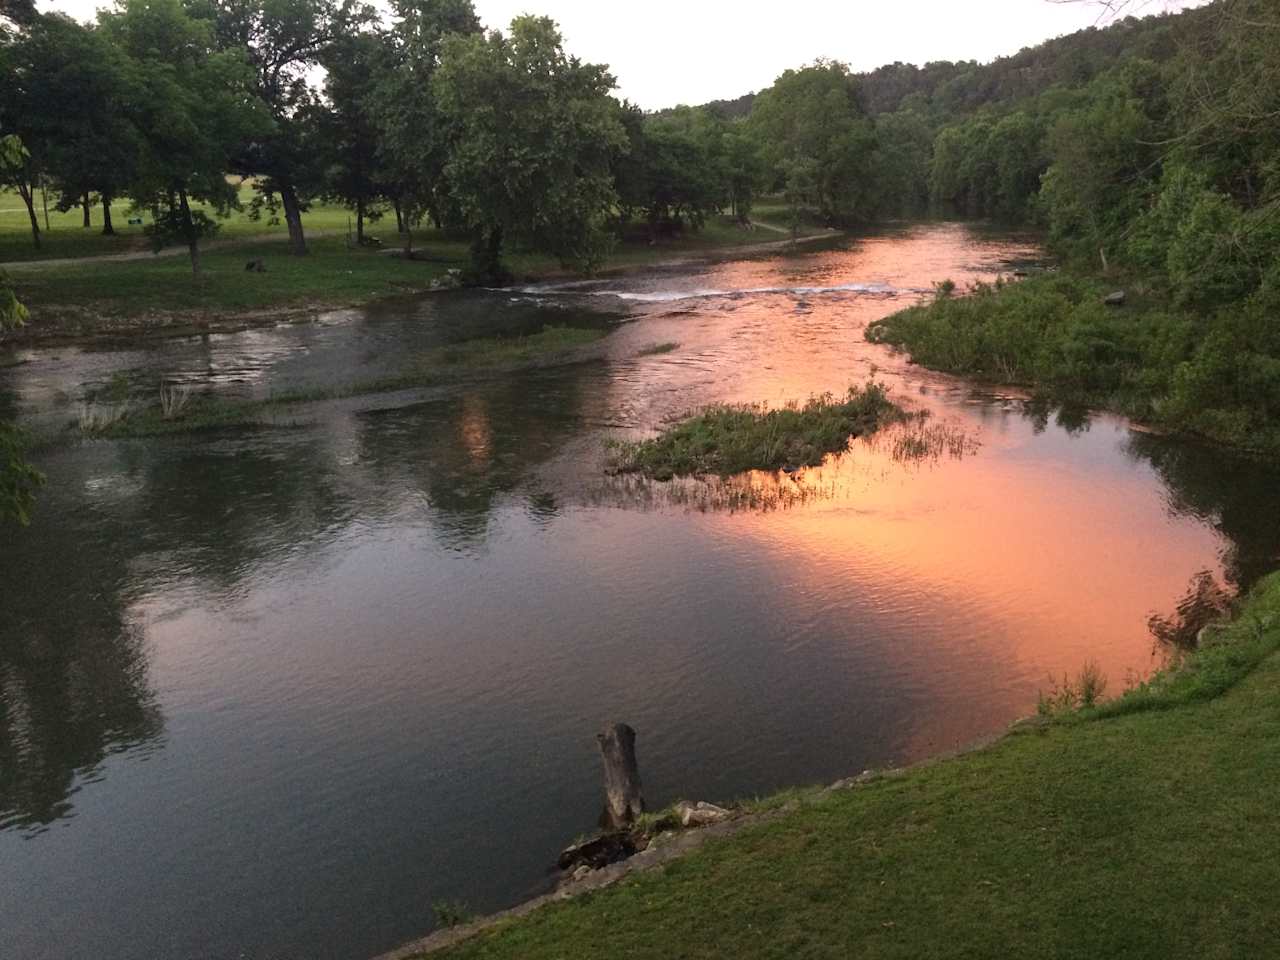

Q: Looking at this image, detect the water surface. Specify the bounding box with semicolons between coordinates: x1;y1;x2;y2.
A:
3;223;1279;960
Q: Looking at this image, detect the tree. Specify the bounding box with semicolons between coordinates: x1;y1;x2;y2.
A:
0;174;41;524
749;61;877;224
5;14;141;237
319;30;390;244
1037;69;1159;268
871;108;934;215
0;131;41;248
432;15;625;280
369;0;481;253
101;0;271;276
185;0;375;255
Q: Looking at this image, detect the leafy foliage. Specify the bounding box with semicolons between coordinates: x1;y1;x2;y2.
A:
431;16;625;278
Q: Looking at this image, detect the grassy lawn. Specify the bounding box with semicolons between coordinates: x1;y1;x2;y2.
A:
0;180;371;262
9;235;466;321
418;572;1280;960
609;383;901;479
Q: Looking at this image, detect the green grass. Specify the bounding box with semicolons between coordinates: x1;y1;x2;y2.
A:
609;383;901;480
636;341;679;356
0;180;373;262
75;325;607;439
421;571;1280;960
8;236;466;323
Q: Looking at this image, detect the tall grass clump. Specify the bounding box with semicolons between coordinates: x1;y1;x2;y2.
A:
609;382;901;480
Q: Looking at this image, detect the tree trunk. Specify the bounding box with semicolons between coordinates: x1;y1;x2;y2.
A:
393;196;404;233
597;723;644;830
101;194;115;236
41;182;50;231
280;182;307;256
178;189;201;278
16;182;41;249
82;192;91;228
356;197;365;245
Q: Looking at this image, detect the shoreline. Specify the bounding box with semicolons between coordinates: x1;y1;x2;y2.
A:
0;230;842;347
374;569;1280;958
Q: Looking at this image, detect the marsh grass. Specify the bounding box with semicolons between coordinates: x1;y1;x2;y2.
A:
159;381;194;419
636;341;679;356
421;325;604;368
609;382;901;480
1037;660;1109;716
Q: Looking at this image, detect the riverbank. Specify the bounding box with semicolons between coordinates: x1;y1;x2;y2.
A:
388;570;1280;959
866;270;1280;458
0;218;838;344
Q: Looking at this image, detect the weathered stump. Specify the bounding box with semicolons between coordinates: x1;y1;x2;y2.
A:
597;723;644;829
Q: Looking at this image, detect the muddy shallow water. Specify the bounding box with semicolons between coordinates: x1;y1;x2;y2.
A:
3;223;1279;960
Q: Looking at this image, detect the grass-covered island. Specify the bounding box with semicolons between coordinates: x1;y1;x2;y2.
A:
608;384;901;480
390;571;1280;959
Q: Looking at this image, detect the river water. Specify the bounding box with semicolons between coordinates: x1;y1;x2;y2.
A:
2;223;1279;960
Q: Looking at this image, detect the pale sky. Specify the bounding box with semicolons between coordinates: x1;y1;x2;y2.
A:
39;0;1202;110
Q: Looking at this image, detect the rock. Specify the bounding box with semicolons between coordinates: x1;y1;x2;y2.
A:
557;831;637;872
674;800;732;828
244;259;266;273
570;865;593;882
1012;269;1030;278
1103;290;1126;306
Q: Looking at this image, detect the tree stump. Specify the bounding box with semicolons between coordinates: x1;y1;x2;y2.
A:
597;723;644;829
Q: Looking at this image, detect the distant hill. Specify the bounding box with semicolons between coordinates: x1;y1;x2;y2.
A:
665;5;1209;121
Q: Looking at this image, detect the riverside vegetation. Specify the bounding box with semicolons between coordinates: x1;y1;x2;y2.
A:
608;384;901;480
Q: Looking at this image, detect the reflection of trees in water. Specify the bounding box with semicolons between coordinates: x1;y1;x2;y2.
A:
0;431;355;831
353;367;598;544
0;509;162;832
1124;432;1280;591
1148;570;1234;653
1021;396;1093;436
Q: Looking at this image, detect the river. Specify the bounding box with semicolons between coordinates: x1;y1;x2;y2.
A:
2;223;1278;960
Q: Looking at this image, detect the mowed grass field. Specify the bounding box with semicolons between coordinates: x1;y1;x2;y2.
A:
0;179;363;263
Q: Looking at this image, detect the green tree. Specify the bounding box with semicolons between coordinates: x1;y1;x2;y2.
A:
0;165;41;524
369;0;480;253
871;108;933;215
101;0;271;276
432;15;625;280
319;31;390;244
5;14;142;236
1037;70;1158;268
185;0;375;256
749;61;877;224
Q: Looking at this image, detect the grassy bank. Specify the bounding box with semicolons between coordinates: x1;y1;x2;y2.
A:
609;384;900;480
412;571;1280;959
74;325;607;439
867;271;1280;456
2;205;831;338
